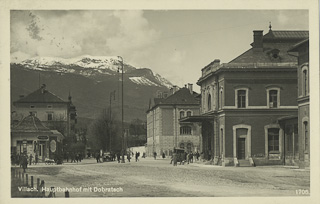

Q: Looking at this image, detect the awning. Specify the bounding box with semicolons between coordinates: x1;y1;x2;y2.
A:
179;115;214;123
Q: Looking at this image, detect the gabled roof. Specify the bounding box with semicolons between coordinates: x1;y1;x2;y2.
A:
12;115;51;132
148;88;200;112
14;87;66;103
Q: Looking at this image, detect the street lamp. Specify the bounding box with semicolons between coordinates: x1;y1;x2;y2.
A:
118;56;125;163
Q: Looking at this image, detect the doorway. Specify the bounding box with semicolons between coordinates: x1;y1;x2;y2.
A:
237;138;246;159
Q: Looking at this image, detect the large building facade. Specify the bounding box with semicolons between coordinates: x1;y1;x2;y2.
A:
146;85;201;157
11;84;77;161
181;28;309;166
287;39;310;168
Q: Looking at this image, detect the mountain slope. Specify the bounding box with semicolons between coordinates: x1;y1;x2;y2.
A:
11;56;173;122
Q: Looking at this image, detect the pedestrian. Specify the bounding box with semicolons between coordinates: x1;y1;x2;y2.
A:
117;153;121;163
127;153;131;162
135;152;139;162
162;152;165;159
29;154;33;165
35;153;39;165
153;152;157;160
173;153;178;166
96;152;100;163
22;154;28;172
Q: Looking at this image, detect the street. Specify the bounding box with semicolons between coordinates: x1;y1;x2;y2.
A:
12;157;310;197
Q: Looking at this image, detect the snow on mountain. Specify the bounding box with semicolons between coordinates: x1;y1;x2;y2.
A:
152;71;173;89
129;77;160;87
15;55;173;88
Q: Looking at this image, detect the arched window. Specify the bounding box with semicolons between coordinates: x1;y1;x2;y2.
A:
180;143;185;149
304;121;308;151
180;126;192;135
207;94;211;111
186;111;192;117
303;69;308;96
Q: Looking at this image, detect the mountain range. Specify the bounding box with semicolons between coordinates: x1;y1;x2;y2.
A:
11;55;174;122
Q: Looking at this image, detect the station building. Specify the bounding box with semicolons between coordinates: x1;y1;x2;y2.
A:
181;27;308;166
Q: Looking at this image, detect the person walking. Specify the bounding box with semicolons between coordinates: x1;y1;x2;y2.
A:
162;152;165;159
117;153;121;163
153;152;157;160
29;154;33;165
127;153;131;162
22;154;28;173
135;152;139;162
96;152;100;163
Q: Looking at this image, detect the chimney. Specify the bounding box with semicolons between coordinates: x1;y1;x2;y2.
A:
188;83;193;94
253;30;263;51
172;85;178;94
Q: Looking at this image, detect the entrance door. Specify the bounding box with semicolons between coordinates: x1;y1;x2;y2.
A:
238;138;246;159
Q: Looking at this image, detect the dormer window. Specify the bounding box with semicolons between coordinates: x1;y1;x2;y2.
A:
180;111;185;119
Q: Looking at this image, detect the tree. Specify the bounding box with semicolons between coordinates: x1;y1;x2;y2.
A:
88;108;121;152
128;118;147;147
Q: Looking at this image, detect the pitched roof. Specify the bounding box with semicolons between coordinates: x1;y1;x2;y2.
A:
12;115;52;132
229;30;309;64
14;87;66;103
263;31;309;40
148;88;200;112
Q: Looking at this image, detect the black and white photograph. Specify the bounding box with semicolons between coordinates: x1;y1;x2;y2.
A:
0;0;319;203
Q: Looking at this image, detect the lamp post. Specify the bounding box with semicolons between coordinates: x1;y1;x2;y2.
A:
118;56;125;163
109;90;116;152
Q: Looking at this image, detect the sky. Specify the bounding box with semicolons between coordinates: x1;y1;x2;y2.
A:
10;10;309;92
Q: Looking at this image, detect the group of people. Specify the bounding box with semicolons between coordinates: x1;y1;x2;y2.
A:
11;152;39;172
170;151;201;166
123;151;141;162
65;152;83;163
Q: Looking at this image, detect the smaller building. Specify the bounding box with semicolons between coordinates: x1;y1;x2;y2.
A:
146;84;201;157
11;114;64;162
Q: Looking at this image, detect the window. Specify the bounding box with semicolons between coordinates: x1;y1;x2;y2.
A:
47;113;53;121
237;90;246;108
179;111;185;119
47;105;52;109
207;94;211;111
187;111;192;117
220;128;224;153
269;90;278;108
268;128;279;152
180;126;191;135
30;105;35;108
180;143;185;149
304;121;308;151
29;111;37;117
303;69;308;96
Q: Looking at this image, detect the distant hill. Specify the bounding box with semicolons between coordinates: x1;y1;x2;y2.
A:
11;55;173;122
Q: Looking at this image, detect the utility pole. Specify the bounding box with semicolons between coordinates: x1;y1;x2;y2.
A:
118;56;125;163
109;90;116;152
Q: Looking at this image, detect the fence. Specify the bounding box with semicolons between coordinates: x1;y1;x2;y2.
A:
11;167;60;198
